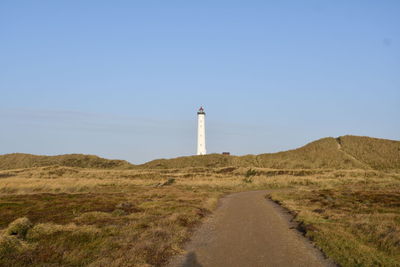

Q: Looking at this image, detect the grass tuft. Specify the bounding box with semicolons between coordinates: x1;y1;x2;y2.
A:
6;217;32;239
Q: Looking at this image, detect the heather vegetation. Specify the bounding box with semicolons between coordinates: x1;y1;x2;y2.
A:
0;168;224;266
269;171;400;266
0;135;399;266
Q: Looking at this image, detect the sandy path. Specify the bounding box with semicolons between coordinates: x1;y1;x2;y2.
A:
168;190;335;267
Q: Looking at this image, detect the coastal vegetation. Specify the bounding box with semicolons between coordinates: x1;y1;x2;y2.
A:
0;135;399;266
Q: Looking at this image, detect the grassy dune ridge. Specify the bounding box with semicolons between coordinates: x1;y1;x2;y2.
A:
141;135;400;170
0;153;134;170
2;135;399;171
337;135;400;170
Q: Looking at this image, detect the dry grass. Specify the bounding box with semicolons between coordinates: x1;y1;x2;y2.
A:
268;171;400;267
141;136;400;170
338;135;400;170
0;166;235;266
1;135;398;266
0;163;399;266
0;153;134;170
2;136;399;171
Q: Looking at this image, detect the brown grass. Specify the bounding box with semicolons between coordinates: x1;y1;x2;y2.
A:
0;135;399;266
268;171;400;266
338;135;400;170
141;135;400;170
0;171;221;266
2;135;398;171
0;153;134;170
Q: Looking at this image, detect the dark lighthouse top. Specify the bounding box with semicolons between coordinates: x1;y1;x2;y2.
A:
197;107;205;115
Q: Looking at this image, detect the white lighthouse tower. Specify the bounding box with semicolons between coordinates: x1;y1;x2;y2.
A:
197;107;206;155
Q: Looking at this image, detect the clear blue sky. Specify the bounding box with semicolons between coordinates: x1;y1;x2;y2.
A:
1;1;399;164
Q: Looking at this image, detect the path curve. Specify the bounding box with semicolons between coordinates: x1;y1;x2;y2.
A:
168;190;335;267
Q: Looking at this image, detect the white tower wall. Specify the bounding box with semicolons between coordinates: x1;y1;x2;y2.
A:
197;108;206;155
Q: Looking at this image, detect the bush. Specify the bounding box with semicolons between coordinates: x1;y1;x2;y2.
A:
245;169;257;178
163;178;175;186
6;217;32;239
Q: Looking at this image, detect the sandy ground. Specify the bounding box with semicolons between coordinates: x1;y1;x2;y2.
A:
167;190;335;267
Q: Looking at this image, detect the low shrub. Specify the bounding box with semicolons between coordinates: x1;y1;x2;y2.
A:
245;168;257;178
6;217;32;239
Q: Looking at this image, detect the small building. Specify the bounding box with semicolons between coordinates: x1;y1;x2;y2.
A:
222;152;230;155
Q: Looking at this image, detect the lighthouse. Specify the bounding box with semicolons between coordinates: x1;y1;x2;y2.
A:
197;107;206;155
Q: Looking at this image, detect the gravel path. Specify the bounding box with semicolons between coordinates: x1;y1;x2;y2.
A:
168;190;335;267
